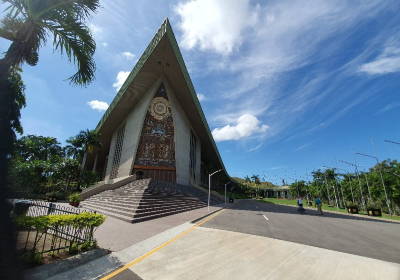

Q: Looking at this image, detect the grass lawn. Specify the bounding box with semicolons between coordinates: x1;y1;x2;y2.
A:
256;198;400;221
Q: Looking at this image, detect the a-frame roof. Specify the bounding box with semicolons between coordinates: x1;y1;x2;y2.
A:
92;18;228;178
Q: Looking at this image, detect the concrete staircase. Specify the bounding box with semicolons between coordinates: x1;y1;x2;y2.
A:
81;179;223;223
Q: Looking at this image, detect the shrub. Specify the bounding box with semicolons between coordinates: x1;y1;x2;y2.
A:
366;201;382;209
69;193;82;203
69;242;78;254
81;241;90;250
346;201;359;208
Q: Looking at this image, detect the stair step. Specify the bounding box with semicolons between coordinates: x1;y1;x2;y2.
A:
82;178;223;223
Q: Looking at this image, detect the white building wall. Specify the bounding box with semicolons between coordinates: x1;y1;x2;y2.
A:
104;75;201;186
164;78;200;186
195;137;202;185
117;76;163;177
104;130;118;181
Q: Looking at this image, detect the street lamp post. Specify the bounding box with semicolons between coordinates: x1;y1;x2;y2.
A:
208;169;223;211
356;151;392;216
335;156;347;207
337;163;355;203
323;163;339;211
224;182;230;205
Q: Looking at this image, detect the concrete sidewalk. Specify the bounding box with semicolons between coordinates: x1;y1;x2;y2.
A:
23;202;229;280
128;226;400;280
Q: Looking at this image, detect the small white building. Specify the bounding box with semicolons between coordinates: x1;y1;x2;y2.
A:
264;186;294;199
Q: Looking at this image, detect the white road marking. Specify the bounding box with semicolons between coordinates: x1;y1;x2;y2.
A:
263;215;269;221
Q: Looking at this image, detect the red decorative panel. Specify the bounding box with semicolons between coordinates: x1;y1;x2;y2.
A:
133;83;176;182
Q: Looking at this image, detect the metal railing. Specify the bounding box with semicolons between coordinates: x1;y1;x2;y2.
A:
17;201;96;256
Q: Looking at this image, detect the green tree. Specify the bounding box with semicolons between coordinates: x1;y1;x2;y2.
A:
289;180;309;198
0;66;26;279
0;2;99;276
251;174;260;185
0;0;99;84
67;129;102;169
15;135;64;162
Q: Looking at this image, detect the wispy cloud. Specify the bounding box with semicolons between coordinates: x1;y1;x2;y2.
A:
293;144;309;151
89;24;102;34
121;51;135;60
87;100;109;112
211;114;268;142
270;166;287;170
376;102;400;114
112;71;130;92
176;0;391;148
358;37;400;75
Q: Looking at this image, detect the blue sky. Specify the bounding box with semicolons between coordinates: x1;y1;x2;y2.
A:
1;0;400;184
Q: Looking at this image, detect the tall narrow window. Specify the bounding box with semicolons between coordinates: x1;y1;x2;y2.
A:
189;131;197;181
110;125;125;179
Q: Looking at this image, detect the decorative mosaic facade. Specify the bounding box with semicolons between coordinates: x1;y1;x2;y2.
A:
132;83;176;182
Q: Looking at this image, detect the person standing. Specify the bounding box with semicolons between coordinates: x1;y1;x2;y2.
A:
297;197;305;213
315;196;323;215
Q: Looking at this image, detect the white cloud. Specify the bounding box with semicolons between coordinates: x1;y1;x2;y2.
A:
87;100;109;112
121;51;135;60
89;24;102;34
102;42;108;47
358;38;400;75
212;114;268;142
112;71;130;92
175;0;258;54
358;57;400;74
197;93;205;101
198;0;389;143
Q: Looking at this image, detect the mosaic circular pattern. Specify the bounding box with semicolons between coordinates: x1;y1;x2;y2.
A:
150;97;170;120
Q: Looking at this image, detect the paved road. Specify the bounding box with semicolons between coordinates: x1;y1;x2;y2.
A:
103;200;400;279
200;200;400;263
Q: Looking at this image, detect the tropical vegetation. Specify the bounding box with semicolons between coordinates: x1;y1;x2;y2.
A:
286;161;400;215
9;131;102;199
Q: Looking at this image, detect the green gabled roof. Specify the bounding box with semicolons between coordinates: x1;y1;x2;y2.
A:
95;18;230;180
95;20;168;132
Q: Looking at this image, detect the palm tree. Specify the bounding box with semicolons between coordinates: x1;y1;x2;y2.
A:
0;0;99;86
251;174;260;185
0;3;99;277
0;0;99;85
70;128;102;168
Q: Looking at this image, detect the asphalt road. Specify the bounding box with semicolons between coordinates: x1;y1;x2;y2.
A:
200;200;400;264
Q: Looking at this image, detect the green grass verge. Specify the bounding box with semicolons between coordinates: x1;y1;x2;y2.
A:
256;198;400;221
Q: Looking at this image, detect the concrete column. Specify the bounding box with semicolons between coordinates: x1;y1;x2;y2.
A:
93;152;99;172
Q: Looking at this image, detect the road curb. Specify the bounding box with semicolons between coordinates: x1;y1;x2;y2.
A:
23;248;109;280
190;204;231;224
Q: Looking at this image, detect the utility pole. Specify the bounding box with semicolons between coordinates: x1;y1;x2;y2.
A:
338;162;355;203
323;163;339;211
352;147;366;210
355;138;392;216
335;156;346;207
322;163;332;206
358;156;372;202
340;158;365;207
